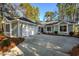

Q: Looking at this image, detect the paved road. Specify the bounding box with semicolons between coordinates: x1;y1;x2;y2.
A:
17;34;79;56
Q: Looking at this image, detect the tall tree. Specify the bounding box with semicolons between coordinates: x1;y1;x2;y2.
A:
44;11;54;21
57;3;77;22
65;4;77;22
57;3;65;20
20;3;39;22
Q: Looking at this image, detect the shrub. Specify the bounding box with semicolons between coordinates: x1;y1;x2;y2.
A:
1;38;10;47
54;31;58;35
77;32;79;37
69;32;74;36
0;31;4;35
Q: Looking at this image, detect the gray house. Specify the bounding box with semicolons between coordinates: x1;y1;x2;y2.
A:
41;20;74;35
2;16;38;38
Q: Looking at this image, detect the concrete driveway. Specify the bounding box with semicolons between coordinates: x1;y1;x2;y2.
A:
17;34;79;56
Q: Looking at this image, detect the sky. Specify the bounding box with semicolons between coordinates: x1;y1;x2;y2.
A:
30;3;58;21
15;3;58;21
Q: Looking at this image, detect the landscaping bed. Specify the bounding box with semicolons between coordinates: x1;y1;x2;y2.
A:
7;37;25;45
0;35;16;52
0;34;24;55
67;44;79;56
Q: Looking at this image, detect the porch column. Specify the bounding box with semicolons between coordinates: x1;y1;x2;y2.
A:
10;23;12;37
27;24;29;36
54;25;55;32
58;23;60;34
17;20;20;37
67;24;69;35
51;25;52;33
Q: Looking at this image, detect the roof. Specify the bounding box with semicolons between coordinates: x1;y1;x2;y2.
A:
41;21;59;25
5;16;14;20
5;16;36;24
42;20;76;26
45;22;58;25
19;17;35;24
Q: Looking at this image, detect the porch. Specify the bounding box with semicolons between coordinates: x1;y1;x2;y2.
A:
2;17;38;38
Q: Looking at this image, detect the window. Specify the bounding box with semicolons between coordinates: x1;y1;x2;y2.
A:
6;24;10;32
47;27;51;31
60;26;67;32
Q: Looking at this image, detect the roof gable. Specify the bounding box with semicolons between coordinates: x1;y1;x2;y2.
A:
5;16;14;20
19;17;35;24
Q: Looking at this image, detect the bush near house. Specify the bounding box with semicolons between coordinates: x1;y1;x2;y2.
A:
69;31;74;36
54;31;58;35
76;32;79;37
0;37;16;52
1;38;10;47
68;44;79;56
0;31;4;35
10;37;25;45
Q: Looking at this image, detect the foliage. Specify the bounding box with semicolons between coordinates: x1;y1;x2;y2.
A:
69;31;74;36
1;38;10;47
57;3;65;20
44;11;54;21
45;11;54;17
77;32;79;37
20;3;39;22
65;4;77;20
54;31;58;35
0;31;4;35
57;3;77;21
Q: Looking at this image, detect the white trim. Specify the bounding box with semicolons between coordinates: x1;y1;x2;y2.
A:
67;24;69;35
50;25;52;33
4;17;12;23
12;19;36;26
17;21;20;37
4;23;11;36
53;25;55;32
58;23;60;34
10;23;12;37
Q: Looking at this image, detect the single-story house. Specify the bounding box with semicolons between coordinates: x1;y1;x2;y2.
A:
41;20;75;35
2;16;38;38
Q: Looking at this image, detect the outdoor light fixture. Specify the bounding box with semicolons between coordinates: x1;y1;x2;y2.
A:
9;10;12;13
17;19;19;21
1;20;5;24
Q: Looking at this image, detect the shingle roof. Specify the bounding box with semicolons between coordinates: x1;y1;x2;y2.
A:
5;16;14;20
5;16;36;24
19;17;35;24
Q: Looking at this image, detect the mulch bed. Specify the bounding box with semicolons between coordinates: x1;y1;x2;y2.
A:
67;44;79;56
0;35;25;52
6;37;25;45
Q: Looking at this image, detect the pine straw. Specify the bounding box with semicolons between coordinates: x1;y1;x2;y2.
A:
67;44;79;56
6;37;25;45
